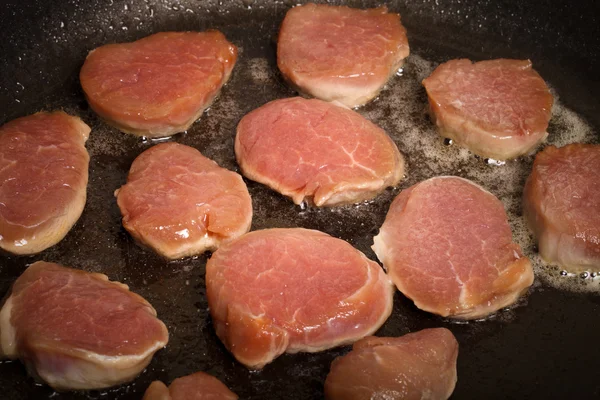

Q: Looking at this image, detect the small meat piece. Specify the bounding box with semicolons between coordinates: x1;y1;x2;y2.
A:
235;97;404;207
0;261;169;390
523;144;600;271
422;59;553;160
116;143;252;259
80;31;237;137
325;328;458;400
142;372;238;400
0;111;90;255
206;228;394;369
373;176;534;320
278;4;409;108
143;382;171;400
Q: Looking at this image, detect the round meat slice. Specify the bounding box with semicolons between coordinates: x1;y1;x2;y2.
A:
80;31;237;138
422;59;553;160
0;261;169;390
277;4;409;108
206;228;394;369
235;97;404;207
372;176;534;320
116;142;252;260
325;328;458;400
142;372;238;400
523;144;600;271
0;111;90;255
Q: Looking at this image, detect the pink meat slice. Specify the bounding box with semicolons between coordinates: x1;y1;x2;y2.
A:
206;228;394;369
372;176;534;320
235;97;404;207
142;372;238;400
80;31;237;138
277;4;409;108
116;142;252;260
422;59;553;160
325;328;458;400
523;144;600;271
0;261;169;390
0;111;90;255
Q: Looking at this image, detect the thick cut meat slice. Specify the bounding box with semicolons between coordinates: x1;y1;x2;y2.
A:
206;228;394;369
277;4;409;108
142;372;238;400
80;31;237;137
0;261;169;390
235;97;404;207
523;144;600;271
325;328;458;400
0;111;90;255
373;176;534;320
116;143;252;259
422;59;553;160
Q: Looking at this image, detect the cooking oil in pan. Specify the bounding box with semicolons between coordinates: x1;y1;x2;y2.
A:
361;53;599;293
1;1;598;398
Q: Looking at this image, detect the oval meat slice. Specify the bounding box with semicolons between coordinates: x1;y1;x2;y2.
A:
116;142;252;260
372;176;534;320
235;97;404;207
0;111;90;255
206;228;394;369
523;144;600;271
80;31;237;138
325;328;458;400
277;4;409;108
142;372;238;400
422;59;553;160
0;261;169;390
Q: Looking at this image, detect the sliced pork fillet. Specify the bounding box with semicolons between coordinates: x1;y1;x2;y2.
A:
235;97;404;207
0;261;169;390
373;176;534;320
0;111;90;255
325;328;458;400
80;31;237;138
142;372;238;400
116;143;252;259
206;228;394;369
422;59;553;160
277;4;409;108
523;144;600;271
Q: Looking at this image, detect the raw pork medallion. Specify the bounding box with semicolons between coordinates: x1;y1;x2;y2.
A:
80;31;237;137
206;228;394;369
143;371;237;400
523;144;600;271
325;328;458;400
235;97;404;207
116;142;252;259
278;4;409;108
422;59;553;160
0;261;169;390
373;176;534;320
0;111;90;255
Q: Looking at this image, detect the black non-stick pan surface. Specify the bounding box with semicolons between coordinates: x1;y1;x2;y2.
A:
1;0;599;398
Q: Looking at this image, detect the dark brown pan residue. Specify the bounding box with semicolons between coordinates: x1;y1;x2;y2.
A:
0;0;599;399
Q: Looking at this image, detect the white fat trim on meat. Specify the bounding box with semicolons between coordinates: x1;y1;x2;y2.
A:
0;296;17;358
67;339;167;366
168;232;220;259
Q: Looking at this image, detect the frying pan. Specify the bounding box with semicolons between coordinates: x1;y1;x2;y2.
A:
1;0;599;398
